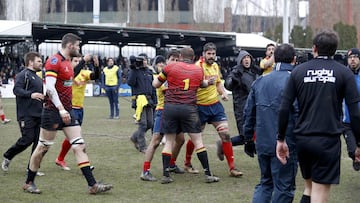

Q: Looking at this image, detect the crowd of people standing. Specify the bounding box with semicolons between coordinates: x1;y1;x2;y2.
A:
1;30;360;203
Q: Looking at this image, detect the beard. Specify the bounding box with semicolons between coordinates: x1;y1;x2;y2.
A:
34;66;42;71
69;49;80;58
205;58;214;65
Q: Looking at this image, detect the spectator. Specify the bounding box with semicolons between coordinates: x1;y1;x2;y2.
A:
0;74;11;124
260;43;276;75
224;50;262;149
102;57;121;119
342;48;360;171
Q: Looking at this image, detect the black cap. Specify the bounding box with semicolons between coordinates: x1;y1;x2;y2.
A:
138;53;148;59
154;55;166;64
136;55;146;62
347;48;360;57
129;55;136;64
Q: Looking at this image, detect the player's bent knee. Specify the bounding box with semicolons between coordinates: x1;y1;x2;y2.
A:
70;137;86;152
70;137;85;147
216;123;229;136
216;123;229;133
39;138;54;147
38;138;54;155
216;123;230;142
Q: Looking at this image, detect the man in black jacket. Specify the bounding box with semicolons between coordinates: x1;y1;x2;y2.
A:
219;50;262;160
2;52;44;172
127;55;156;153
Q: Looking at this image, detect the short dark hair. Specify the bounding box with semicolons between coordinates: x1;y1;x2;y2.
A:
61;33;81;48
274;44;295;63
203;42;216;52
180;47;194;60
166;49;180;59
313;30;338;56
266;43;276;49
24;51;41;66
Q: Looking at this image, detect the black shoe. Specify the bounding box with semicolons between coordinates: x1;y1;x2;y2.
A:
169;165;185;174
160;176;173;184
353;160;360;171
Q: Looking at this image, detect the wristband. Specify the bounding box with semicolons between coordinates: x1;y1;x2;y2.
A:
59;110;68;115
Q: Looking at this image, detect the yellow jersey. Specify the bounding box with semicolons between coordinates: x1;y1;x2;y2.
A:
72;69;92;108
195;59;222;105
260;57;275;75
36;70;44;79
154;72;166;110
155;83;167;110
103;65;119;86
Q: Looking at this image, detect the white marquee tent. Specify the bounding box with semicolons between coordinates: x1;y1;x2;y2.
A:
235;32;277;49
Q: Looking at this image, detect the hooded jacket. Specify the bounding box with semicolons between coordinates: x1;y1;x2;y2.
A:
224;50;262;135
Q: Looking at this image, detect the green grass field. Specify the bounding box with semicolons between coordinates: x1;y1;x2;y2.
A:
1;96;360;203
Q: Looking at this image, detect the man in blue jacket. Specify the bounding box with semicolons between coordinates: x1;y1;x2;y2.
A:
342;48;360;171
243;44;298;203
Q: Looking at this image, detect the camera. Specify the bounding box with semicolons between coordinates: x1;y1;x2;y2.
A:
135;56;145;67
129;55;146;69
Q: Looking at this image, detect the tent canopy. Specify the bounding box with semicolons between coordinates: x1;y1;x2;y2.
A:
31;22;237;57
0;20;32;46
0;20;32;36
0;21;277;57
235;33;277;49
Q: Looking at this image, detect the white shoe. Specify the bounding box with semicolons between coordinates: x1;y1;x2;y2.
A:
1;158;10;171
36;171;45;176
1;118;11;124
25;169;45;176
